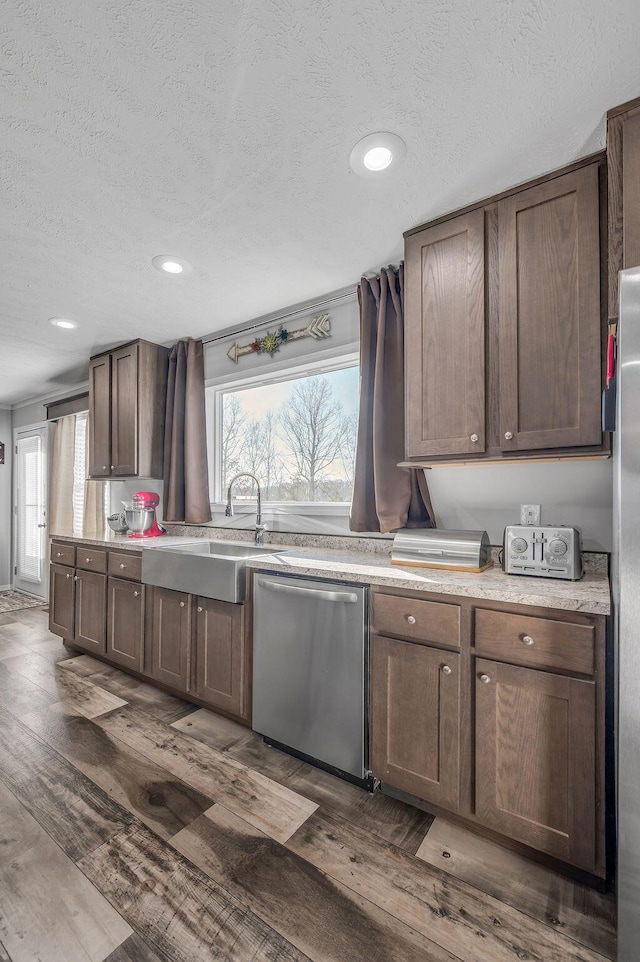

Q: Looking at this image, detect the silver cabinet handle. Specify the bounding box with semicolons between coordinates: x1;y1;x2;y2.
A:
197;606;203;612
470;433;479;442
56;552;62;557
133;590;139;597
65;573;71;579
504;431;514;440
74;575;78;581
102;465;107;470
480;673;491;684
522;635;534;646
37;523;46;528
111;465;115;470
179;601;185;608
85;557;91;563
406;614;416;625
257;578;358;604
442;665;452;675
120;563;126;569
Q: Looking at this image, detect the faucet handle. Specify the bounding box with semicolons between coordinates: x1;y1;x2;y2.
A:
254;522;268;545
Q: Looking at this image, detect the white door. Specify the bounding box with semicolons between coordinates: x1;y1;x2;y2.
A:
14;426;49;599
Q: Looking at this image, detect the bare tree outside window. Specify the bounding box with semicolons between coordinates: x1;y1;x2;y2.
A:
218;366;358;503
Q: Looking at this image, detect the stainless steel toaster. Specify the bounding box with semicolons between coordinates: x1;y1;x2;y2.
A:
503;524;582;580
391;528;493;572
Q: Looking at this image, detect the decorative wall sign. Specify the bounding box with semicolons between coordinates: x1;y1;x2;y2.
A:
227;313;331;364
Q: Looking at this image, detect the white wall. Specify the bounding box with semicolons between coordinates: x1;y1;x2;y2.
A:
426;459;613;551
0;410;13;587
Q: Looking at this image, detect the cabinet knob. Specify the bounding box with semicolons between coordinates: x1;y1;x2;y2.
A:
74;575;78;581
504;431;514;440
405;614;416;625
470;433;479;443
56;552;62;557
197;606;203;612
65;573;70;579
119;563;126;569
441;665;452;675
133;590;139;597
111;465;115;470
179;601;185;608
85;557;91;563
480;673;491;684
102;465;107;470
522;635;534;646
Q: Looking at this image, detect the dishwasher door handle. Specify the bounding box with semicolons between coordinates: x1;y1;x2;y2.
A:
256;578;359;604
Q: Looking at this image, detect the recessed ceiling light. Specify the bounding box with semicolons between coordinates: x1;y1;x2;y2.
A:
49;317;78;330
152;255;192;275
350;132;407;179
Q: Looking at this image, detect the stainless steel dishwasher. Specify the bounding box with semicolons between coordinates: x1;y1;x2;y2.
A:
252;573;368;783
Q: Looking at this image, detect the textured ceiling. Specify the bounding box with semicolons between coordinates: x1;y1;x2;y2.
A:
2;0;640;406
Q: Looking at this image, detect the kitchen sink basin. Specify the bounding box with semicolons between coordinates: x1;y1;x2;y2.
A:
141;540;285;603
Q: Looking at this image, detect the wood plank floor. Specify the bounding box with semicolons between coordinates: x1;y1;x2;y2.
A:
0;607;617;962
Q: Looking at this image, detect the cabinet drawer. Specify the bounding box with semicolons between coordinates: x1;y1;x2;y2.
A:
108;551;142;581
51;541;75;566
371;592;460;647
76;547;107;572
474;608;594;675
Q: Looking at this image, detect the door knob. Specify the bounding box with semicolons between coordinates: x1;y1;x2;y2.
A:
504;431;514;440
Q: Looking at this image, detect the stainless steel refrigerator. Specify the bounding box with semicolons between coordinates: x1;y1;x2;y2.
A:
614;266;640;959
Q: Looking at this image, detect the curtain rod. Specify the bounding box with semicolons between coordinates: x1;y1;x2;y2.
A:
201;287;357;346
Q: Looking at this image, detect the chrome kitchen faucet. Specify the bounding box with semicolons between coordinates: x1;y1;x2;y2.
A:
225;473;268;545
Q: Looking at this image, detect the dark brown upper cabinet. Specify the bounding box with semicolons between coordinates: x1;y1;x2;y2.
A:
498;165;602;452
405;210;486;458
404;157;605;463
608;96;640;323
88;339;169;479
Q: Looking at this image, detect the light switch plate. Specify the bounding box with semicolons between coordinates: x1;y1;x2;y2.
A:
520;504;541;526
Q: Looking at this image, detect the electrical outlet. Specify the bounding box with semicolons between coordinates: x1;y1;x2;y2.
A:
521;504;541;526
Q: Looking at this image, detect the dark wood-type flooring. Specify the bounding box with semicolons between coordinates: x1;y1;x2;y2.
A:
0;608;616;962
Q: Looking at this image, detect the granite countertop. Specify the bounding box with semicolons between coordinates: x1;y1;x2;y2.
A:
246;548;611;616
50;531;611;615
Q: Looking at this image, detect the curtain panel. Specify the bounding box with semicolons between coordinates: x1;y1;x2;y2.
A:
350;265;435;534
163;338;212;524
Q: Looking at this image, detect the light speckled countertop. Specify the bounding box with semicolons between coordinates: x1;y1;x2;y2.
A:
51;530;610;615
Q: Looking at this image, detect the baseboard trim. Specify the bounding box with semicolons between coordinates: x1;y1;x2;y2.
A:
0;584;12;592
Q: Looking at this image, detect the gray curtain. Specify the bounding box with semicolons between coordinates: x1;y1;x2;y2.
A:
163;338;212;524
350;265;435;533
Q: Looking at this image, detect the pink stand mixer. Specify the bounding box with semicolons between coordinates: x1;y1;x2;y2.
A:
125;491;166;539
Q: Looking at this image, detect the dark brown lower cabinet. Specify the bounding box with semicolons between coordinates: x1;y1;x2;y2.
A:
106;577;145;672
74;570;106;655
370;634;460;811
146;586;191;692
474;658;596;872
192;597;247;719
49;563;75;640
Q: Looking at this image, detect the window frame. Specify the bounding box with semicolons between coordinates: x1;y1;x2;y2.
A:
207;351;360;515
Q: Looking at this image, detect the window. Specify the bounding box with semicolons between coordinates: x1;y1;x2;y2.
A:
210;360;359;508
72;413;88;536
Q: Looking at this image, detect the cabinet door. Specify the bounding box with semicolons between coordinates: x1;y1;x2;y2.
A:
193;598;247;719
111;342;139;476
49;564;75;640
498;165;602;451
88;355;112;477
370;635;460;810
147;587;191;692
475;658;596;872
74;570;107;655
405;210;485;458
106;577;144;672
